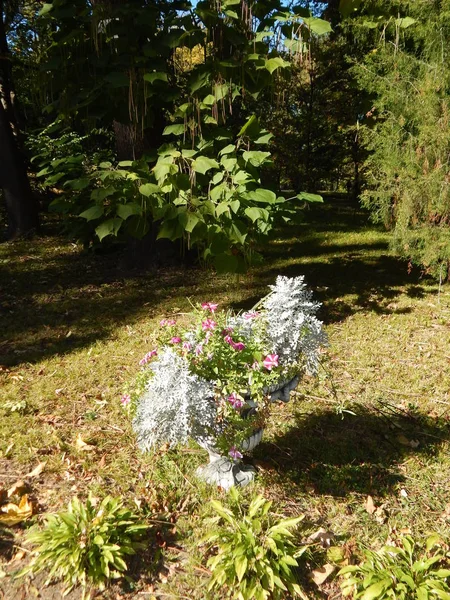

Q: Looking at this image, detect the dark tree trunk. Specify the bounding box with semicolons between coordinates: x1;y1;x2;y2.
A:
0;101;38;238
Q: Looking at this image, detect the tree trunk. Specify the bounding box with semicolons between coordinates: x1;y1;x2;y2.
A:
0;100;38;238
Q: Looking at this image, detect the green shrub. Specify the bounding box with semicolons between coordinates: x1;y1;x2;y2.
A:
339;534;450;600
203;487;308;600
21;494;147;596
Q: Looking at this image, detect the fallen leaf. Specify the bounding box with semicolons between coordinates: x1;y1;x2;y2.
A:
396;434;420;448
375;504;388;524
308;527;335;547
365;495;377;515
400;488;408;498
0;494;34;526
7;480;28;498
55;388;64;395
310;563;336;586
75;434;96;452
25;462;46;479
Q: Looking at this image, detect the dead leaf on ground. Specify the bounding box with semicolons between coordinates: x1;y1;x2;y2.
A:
374;504;388;524
365;495;377;515
310;563;336;586
7;480;28;498
397;434;420;448
75;433;96;452
25;462;46;479
307;527;335;547
0;494;34;526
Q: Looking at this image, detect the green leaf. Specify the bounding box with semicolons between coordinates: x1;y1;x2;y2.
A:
91;186;116;202
163;124;185;136
39;3;53;16
79;205;104;221
178;212;200;233
235;555;248;582
296;192;323;203
95;218;123;241
396;17;416;29
238;115;258;138
242;151;271;167
265;57;290;74
192;156;219;174
116;203;142;220
245;207;269;222
254;132;273;145
143;72;168;84
139;183;160;196
118;160;133;167
246;189;277;204
203;94;216;105
219;144;236;156
360;580;391;600
302;17;332;35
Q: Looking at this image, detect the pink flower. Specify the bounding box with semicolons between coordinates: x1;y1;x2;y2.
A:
221;327;233;335
139;349;158;366
182;341;192;351
232;341;245;351
201;302;218;313
195;344;203;355
243;311;259;320
229;446;243;460
160;318;176;327
224;335;233;345
202;319;217;331
263;354;279;370
171;337;182;344
121;394;131;407
228;393;244;409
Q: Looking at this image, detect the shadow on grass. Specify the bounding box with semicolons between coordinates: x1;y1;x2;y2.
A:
255;406;449;497
0;242;205;366
0;197;436;366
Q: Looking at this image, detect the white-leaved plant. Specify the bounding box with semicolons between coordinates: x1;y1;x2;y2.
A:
263;275;326;374
133;348;216;451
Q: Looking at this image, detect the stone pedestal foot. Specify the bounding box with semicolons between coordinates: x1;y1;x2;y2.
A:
196;458;256;490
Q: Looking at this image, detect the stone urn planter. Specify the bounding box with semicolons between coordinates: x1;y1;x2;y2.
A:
129;276;325;490
195;375;299;490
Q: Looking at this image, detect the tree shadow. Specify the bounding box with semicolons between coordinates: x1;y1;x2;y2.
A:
254;405;449;497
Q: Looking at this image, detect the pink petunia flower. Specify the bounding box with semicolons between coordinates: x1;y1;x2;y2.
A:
228;393;244;409
224;335;233;345
201;302;218;313
182;341;192;351
243;311;260;320
121;394;131;406
202;318;217;331
232;341;246;351
160;318;176;327
228;446;243;460
139;349;158;366
195;344;203;356
171;337;182;344
263;354;279;370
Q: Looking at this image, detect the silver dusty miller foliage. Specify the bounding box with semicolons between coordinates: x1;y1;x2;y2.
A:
133;348;216;451
262;275;326;374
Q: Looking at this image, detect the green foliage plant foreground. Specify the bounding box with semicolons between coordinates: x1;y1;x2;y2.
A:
339;535;450;600
203;487;308;600
20;495;147;597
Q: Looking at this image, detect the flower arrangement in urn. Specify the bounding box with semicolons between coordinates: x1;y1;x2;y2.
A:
123;276;325;489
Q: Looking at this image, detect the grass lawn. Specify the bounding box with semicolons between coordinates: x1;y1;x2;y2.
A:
1;198;449;599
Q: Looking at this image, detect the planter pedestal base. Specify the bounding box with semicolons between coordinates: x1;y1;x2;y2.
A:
196;458;256;490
